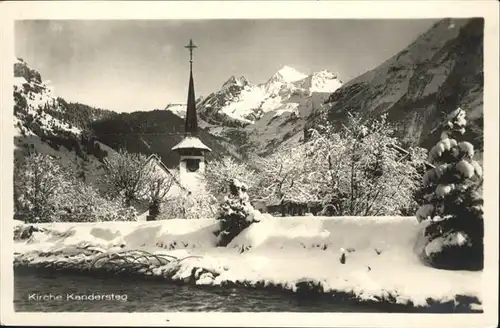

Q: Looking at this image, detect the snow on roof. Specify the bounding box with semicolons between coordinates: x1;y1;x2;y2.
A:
145;154;186;191
171;136;212;152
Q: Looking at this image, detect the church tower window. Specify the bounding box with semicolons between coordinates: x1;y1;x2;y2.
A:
186;158;200;172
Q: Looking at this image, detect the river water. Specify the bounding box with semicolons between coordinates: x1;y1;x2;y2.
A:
15;268;470;312
14;268;386;312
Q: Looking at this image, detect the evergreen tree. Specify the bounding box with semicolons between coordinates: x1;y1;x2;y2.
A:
215;179;261;246
415;108;483;270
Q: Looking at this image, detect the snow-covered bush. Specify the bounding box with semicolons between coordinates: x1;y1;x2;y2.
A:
14;223;46;240
215;179;261;246
415;108;483;271
205;156;258;199
161;189;217;220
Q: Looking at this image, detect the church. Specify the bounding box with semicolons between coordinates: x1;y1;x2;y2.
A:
171;39;212;193
145;39;211;220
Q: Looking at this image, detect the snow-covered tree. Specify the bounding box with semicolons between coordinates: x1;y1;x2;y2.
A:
102;149;155;207
302;113;426;216
215;179;261;246
253;145;314;214
59;180;137;222
142;161;176;219
147;175;174;218
415;108;483;270
14;153;70;223
14;151;138;223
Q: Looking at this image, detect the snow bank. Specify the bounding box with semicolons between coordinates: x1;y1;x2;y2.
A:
16;220;218;254
13;216;482;310
224;217;481;307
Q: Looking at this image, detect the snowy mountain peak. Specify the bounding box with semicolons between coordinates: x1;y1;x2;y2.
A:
305;70;343;93
222;75;250;89
264;66;307;96
193;65;344;126
272;65;308;83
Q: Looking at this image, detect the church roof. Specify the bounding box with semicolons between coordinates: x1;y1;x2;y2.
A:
171;136;212;152
144;154;187;191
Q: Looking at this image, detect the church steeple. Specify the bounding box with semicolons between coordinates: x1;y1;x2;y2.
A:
184;39;198;135
172;39;211;194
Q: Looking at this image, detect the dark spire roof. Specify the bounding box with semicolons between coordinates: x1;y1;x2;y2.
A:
184;39;198;135
185;69;198;134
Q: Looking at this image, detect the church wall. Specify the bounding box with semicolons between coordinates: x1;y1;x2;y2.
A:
179;155;206;193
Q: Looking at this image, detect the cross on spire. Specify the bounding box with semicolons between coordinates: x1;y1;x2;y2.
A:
185;39;197;69
184;39;198;135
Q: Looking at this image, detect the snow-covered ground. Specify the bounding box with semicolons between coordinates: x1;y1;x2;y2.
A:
13;216;482;310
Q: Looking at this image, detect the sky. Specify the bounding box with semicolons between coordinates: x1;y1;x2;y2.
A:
15;19;438;113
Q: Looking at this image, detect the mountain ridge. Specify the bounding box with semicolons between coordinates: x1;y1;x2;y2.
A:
305;18;483;155
193;65;342;126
